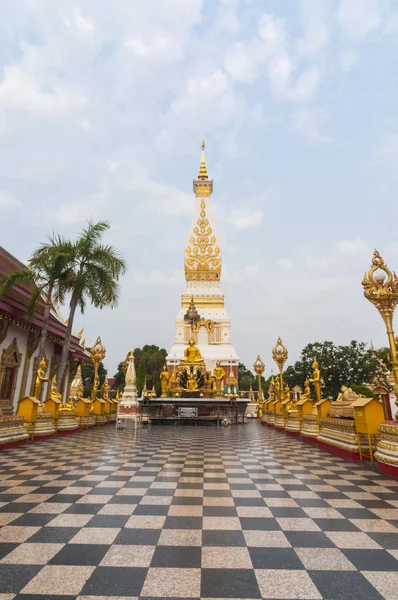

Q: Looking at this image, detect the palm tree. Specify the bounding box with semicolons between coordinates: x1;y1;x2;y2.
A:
0;236;72;365
56;220;127;392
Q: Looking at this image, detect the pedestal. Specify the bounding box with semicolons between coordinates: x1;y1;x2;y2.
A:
57;411;79;434
32;413;56;439
375;422;398;476
274;411;285;430
286;413;301;435
87;413;96;428
317;417;370;460
301;414;320;441
0;415;30;448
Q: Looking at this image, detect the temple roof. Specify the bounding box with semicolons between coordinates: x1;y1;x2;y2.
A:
0;245;89;362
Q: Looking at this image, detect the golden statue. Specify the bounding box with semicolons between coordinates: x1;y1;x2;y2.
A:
34;357;48;399
274;378;281;401
284;384;295;412
102;379;109;400
50;378;62;402
309;359;322;403
213;360;226;394
300;378;312;401
183;338;204;363
160;364;170;398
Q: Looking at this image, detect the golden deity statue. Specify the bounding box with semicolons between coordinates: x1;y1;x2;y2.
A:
34;357;48;400
309;359;322;403
183;338;204;363
268;377;275;402
160;364;170;398
102;379;109;400
50;378;62;402
274;378;281;401
213;360;226;394
300;378;312;401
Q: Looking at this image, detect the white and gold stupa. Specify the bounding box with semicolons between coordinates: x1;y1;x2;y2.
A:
167;142;239;376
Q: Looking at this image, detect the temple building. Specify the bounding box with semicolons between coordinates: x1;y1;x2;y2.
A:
0;246;89;414
167;143;239;378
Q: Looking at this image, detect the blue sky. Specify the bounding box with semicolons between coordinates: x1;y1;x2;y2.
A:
1;0;398;377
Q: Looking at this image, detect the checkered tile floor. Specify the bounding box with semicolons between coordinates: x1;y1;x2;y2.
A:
0;423;397;599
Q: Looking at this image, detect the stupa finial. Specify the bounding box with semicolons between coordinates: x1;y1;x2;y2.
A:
198;139;209;180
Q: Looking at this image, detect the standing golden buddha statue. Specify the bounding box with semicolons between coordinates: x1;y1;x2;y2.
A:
34;357;49;408
160;364;170;398
213;360;226;395
309;359;322;403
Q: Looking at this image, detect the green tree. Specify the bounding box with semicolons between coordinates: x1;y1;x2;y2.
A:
57;221;127;392
283;341;384;399
0;235;72;368
114;361;126;391
113;345;167;397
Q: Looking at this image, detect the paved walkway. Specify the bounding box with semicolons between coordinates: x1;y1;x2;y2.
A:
0;422;397;599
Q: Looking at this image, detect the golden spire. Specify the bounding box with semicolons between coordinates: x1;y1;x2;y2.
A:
198;139;208;180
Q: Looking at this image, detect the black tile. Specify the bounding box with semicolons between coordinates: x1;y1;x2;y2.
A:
203;506;237;517
146;488;175;496
203;490;232;497
50;494;83;503
15;595;77;600
88;488;120;495
239;517;280;530
269;507;308;518
81;566;147;596
285;531;336;548
229;483;256;490
114;528;161;545
86;515;128;528
368;532;398;549
50;543;109;565
314;518;360;531
0;543;18;560
342;549;398;571
171;496;203;505
201;568;260;598
64;503;103;514
309;570;383;600
176;483;203;489
293;498;329;508
233;497;265;507
151;545;201;567
338;508;379;519
11;513;55;526
0;503;35;513
249;547;305;569
108;495;142;504
28;527;79;543
0;564;41;593
358;500;397;509
260;491;290;498
202;530;246;546
164;516;203;529
133;504;169;516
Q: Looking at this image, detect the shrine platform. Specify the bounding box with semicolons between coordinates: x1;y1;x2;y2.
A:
139;397;248;425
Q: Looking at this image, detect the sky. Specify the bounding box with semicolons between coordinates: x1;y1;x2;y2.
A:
1;0;398;378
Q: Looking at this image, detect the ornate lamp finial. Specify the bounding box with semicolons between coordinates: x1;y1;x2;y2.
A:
198;139;208;180
272;337;288;401
362;250;398;411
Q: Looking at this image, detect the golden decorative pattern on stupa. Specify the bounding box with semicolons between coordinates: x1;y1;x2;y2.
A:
185;199;221;281
186;141;220;282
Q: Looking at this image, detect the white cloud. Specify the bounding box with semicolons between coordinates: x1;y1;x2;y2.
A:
339;50;358;72
277;258;293;270
337;0;383;40
74;8;95;37
225;207;264;230
0;65;87;114
293;107;328;141
297;0;331;56
0;190;22;209
337;239;368;256
79;118;91;131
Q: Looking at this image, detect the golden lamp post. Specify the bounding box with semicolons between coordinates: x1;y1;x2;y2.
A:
272;337;288;401
362;250;398;417
90;336;106;402
253;355;265;403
